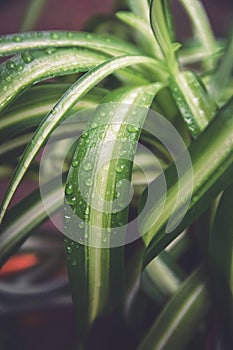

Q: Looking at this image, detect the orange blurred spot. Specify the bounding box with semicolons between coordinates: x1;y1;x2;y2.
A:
0;254;38;275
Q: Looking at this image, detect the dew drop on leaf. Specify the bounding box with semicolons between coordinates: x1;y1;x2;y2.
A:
50;32;60;40
127;124;139;133
65;184;74;195
116;164;125;173
85;178;93;187
66;246;72;254
83;162;92;171
72;160;79;167
13;35;22;42
22;52;34;63
6;60;16;70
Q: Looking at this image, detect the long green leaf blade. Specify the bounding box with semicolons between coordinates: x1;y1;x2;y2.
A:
179;0;217;70
64;83;161;340
0;84;107;140
0;48;107;112
138;267;210;350
170;70;215;138
0;179;62;266
141;98;233;266
0;31;140;57
0;55;157;224
116;11;163;58
208;183;233;341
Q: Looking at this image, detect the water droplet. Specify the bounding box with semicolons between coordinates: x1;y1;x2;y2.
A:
66;246;72;254
82;131;89;138
72;160;79;167
65;184;74;195
13;35;22;42
83;162;92;171
17;64;24;71
66;196;76;205
79;221;85;229
85;178;93;187
115;191;120;198
22;52;34;63
45;47;57;55
127;124;139;133
116;180;122;188
50;32;60;40
91;122;98;129
6;60;16;70
116;164;125;173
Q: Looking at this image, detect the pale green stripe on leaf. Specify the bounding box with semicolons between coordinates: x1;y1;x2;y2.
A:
64;82;162;338
0;31;140;57
0;48;107;112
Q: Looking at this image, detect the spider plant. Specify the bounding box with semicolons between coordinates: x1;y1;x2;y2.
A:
0;0;232;349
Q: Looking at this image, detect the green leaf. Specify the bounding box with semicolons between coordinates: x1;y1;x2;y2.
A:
209;29;233;105
0;84;107;140
116;11;163;58
0;31;141;57
141;98;233;266
208;183;233;340
0;48;107;112
170;70;215;138
0;179;62;266
141;250;185;304
138;267;210;350
128;0;150;22
150;0;179;67
179;0;217;70
0;54;157;224
64;83;162;340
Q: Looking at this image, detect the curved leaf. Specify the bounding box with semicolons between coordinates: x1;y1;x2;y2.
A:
138;267;210;350
64;83;162;339
179;0;217;70
116;11;162;58
0;84;107;140
141;98;233;266
0;31;140;57
0;48;107;112
0;55;158;224
170;70;215;138
150;0;179;67
208;183;233;341
0;179;62;266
